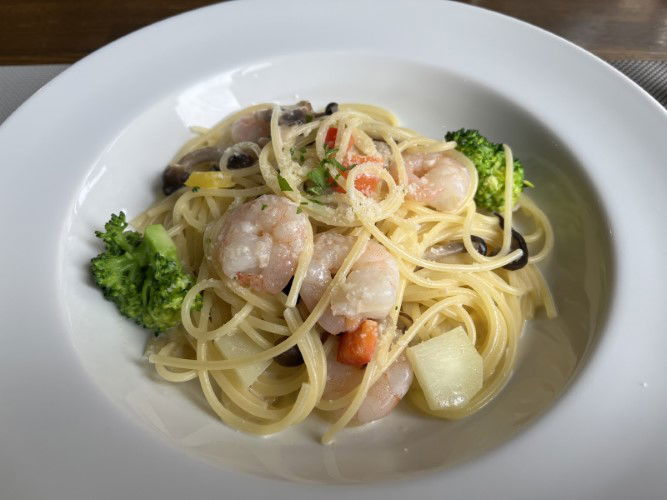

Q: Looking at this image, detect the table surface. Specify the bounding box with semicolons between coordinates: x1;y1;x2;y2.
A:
0;0;666;64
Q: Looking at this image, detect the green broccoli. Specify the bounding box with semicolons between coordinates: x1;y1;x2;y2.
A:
90;212;201;333
445;129;532;212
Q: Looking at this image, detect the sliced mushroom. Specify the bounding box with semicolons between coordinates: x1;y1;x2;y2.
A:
162;146;224;195
494;213;529;270
252;101;315;126
162;166;190;195
278;100;314;126
175;146;224;169
241;101;333;132
254;108;273;123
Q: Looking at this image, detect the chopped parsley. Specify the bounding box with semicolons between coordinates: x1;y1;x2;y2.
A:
304;145;354;197
290;146;306;164
191;186;200;192
323;145;354;174
260;204;267;211
277;174;293;191
305;166;329;196
323;144;339;162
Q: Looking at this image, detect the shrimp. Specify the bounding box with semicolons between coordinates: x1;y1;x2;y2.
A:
399;152;471;212
209;194;310;294
372;140;393;166
300;231;399;334
322;345;413;425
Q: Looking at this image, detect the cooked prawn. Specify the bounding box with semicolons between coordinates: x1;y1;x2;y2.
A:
209;194;309;294
300;231;399;334
399;152;471;212
322;345;413;425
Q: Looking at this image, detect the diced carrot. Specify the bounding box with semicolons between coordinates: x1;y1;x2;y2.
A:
333;174;380;196
325;127;356;151
353;174;381;196
328;170;380;196
347;153;382;165
337;320;378;366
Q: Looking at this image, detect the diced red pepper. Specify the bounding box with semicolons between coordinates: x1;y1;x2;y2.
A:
324;127;357;151
325;127;338;149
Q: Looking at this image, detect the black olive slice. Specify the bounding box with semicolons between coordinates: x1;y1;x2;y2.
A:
470;235;488;256
226;152;255;170
274;340;304;367
494;213;529;270
324;102;339;115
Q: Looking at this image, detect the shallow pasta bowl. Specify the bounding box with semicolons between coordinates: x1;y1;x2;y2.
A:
1;0;666;498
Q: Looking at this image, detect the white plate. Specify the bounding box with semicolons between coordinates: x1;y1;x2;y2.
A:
1;1;666;498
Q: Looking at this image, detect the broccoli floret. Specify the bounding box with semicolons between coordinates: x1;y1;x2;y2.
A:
445;129;531;212
90;213;201;333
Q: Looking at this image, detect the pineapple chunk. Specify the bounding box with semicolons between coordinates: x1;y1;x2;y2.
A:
184;171;234;189
214;333;271;388
406;326;483;411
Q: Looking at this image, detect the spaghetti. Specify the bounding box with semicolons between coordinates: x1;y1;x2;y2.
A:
133;102;555;444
